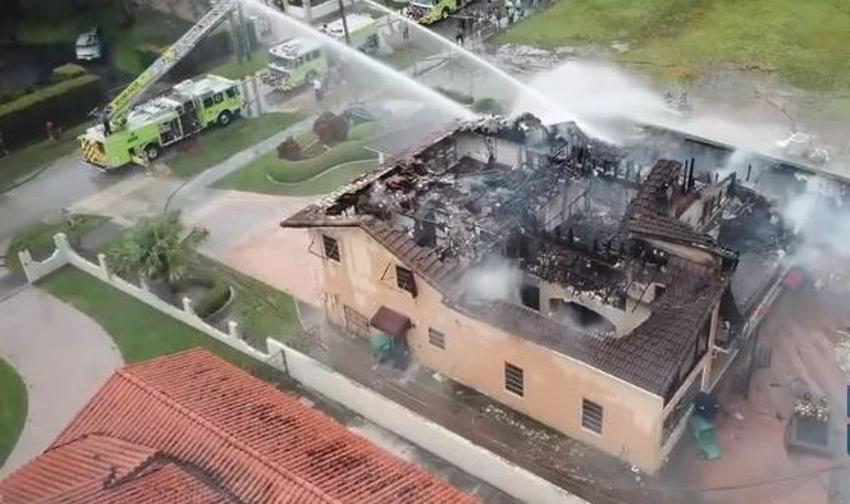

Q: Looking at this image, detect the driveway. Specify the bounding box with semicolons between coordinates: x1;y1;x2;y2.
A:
0;287;122;477
184;189;322;305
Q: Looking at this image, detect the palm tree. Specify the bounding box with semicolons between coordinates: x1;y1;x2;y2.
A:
107;211;207;284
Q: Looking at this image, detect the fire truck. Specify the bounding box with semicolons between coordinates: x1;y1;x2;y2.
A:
78;0;246;169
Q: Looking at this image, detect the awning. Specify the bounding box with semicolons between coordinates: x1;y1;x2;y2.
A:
370;306;411;338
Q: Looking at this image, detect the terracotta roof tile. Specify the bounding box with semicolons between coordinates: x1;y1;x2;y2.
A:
0;350;476;504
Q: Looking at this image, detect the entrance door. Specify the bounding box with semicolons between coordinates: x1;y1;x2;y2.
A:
179;100;202;137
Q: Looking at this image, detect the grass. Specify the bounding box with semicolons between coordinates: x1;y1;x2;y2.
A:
498;0;850;90
195;256;307;351
40;267;276;373
213;122;380;194
0;123;91;192
376;45;435;71
217;159;380;196
0;358;27;468
208;50;270;80
165;112;306;179
6;214;108;275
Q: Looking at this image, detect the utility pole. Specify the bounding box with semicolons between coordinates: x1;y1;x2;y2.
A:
337;0;351;45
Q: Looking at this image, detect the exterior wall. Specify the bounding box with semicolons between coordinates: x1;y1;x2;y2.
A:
268;339;587;504
313;227;668;472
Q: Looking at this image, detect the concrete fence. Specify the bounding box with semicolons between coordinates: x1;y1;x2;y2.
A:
19;233;265;362
21;233;585;504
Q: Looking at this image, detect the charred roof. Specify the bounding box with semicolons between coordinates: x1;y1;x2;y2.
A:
282;116;757;396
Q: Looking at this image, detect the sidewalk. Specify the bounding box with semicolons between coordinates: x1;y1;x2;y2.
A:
0;287;122;477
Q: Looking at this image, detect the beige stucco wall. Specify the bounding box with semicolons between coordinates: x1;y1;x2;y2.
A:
312;227;670;472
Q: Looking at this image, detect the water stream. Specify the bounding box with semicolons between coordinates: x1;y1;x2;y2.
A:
362;0;576;123
242;0;474;120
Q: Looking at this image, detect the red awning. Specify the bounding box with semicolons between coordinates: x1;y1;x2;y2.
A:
370;306;411;338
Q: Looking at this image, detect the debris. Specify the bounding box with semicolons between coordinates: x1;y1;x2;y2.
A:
731;411;744;421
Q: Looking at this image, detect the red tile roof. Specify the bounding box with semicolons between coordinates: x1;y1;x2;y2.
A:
0;350;476;504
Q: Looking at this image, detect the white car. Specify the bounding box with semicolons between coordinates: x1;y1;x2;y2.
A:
75;27;102;61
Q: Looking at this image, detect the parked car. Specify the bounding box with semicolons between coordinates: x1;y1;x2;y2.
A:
75;26;102;61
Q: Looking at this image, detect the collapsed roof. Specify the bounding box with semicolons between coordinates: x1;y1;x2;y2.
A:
283;115;790;397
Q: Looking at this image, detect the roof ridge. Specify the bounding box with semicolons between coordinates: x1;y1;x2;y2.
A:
115;366;339;504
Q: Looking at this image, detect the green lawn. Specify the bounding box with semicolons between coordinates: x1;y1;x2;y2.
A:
0;123;91;192
208;50;270;80
498;0;850;90
196;256;307;351
6;215;108;275
0;358;27;468
40;267;276;374
165;112;306;179
214;121;379;194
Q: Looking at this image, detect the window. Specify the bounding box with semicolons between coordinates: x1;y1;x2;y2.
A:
428;328;445;349
322;235;340;261
214;92;223;104
504;362;524;397
582;399;604;434
520;284;540;311
202;97;214;108
225;87;237;98
396;266;417;296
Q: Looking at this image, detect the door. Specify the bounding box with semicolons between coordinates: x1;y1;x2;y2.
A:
179;100;202;136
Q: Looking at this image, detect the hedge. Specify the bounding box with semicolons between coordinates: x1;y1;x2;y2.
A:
0;74;104;151
133;29;236;83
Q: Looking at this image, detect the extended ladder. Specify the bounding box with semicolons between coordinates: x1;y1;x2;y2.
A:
107;0;239;129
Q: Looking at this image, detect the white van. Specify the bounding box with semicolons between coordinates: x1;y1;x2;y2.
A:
75;26;102;61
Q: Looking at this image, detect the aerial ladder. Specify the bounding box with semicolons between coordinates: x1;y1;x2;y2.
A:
100;0;241;134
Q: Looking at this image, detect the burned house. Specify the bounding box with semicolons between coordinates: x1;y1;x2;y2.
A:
282;114;791;473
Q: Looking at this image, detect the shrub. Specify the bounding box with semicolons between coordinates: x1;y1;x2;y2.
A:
312;112;349;147
472;97;505;115
276;136;302;161
0;74;103;150
193;278;232;318
52;63;87;82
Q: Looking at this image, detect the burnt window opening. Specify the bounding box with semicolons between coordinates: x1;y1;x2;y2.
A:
520;284;540;311
428;328;445;349
654;284;667;300
396;266;417;296
582;399;604;434
549;299;616;336
504;362;524;397
322;235;340;262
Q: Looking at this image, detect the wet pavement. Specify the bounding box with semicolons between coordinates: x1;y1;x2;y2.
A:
0;157;138;248
664;280;850;504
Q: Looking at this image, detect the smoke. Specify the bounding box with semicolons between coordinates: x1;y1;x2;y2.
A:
459;257;522;305
715;150;755;180
512;60;675;127
781;174;850;272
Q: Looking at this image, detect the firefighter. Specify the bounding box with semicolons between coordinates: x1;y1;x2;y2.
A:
0;131;8;157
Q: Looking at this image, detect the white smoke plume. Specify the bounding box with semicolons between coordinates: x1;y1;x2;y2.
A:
459;257;522;305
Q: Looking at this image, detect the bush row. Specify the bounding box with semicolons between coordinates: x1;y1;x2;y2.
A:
0;74;104;150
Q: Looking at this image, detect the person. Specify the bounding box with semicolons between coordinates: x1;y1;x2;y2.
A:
0;131;7;157
46;121;56;141
312;78;324;102
455;17;465;45
402;22;409;41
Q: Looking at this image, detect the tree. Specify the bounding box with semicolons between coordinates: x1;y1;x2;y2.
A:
107;212;207;283
276;136;302;160
312;112;349;147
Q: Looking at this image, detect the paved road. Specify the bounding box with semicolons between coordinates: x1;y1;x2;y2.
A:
0;287;122;477
0;155;138;248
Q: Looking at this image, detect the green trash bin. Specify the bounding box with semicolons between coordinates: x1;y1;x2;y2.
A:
690;414;722;460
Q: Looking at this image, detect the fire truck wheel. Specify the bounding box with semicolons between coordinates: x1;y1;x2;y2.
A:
144;143;160;161
217;110;233;127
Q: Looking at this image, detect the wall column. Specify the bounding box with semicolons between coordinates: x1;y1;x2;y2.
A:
701;304;720;390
